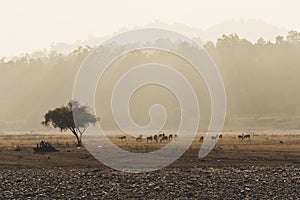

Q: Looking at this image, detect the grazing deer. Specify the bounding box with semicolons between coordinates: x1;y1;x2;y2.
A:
238;134;244;140
243;134;251;140
160;135;169;143
146;136;153;143
211;135;218;140
136;135;143;142
119;136;126;141
199;136;204;142
153;135;158;143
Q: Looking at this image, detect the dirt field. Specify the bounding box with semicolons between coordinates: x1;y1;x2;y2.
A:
1;133;300;199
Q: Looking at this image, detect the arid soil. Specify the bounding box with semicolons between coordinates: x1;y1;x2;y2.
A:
0;133;300;199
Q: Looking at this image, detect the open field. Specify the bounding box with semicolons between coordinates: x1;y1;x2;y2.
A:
0;132;300;199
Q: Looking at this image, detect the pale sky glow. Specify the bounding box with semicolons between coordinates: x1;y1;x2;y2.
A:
1;0;300;56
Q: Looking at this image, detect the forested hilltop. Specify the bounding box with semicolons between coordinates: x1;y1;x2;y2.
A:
1;31;300;131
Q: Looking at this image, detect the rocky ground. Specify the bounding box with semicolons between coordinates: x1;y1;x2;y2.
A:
1;165;299;199
1;134;300;199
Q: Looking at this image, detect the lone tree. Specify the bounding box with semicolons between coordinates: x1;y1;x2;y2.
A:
42;101;97;147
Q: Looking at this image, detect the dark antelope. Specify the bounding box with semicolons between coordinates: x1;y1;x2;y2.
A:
136;135;143;142
199;136;204;142
238;135;244;140
243;134;251;140
160;135;169;143
146;136;153;143
153;135;158;143
119;136;126;141
211;135;218;140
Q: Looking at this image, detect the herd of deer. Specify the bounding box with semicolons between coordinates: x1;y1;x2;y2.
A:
118;133;177;143
198;133;250;142
118;133;251;143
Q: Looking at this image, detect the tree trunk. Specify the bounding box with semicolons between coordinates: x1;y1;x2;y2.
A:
78;132;83;147
73;132;82;147
70;128;84;147
77;138;82;147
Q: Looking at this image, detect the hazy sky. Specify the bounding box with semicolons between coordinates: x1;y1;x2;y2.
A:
1;0;300;56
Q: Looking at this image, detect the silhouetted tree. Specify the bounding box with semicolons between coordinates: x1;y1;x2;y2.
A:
275;35;285;45
42;101;97;147
286;30;300;43
256;37;266;46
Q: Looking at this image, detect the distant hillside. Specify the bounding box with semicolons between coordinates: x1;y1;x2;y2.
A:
43;19;289;56
147;19;288;42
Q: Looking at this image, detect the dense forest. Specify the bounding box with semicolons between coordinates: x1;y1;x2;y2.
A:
1;31;300;131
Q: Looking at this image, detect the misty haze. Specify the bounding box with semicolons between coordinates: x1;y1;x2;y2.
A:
1;1;300;199
1;31;300;132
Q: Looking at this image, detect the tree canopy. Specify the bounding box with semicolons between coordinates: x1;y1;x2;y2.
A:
42;101;97;147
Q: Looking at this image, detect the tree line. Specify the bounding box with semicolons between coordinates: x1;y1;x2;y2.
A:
1;30;300;131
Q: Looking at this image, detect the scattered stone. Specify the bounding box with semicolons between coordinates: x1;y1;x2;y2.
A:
1;166;299;199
